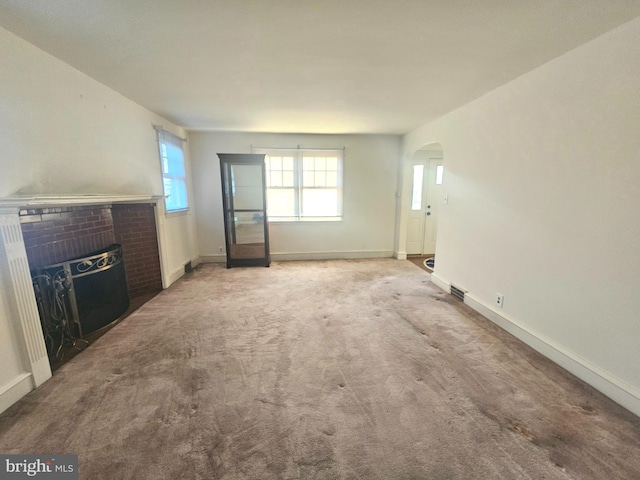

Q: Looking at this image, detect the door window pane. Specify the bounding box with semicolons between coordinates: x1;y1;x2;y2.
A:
411;165;424;210
436;165;444;185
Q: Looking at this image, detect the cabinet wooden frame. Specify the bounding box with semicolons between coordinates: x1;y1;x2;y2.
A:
218;153;271;268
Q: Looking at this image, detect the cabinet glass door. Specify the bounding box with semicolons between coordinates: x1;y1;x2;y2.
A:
218;154;270;268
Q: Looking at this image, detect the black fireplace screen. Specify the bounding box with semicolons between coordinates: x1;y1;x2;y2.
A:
31;244;130;360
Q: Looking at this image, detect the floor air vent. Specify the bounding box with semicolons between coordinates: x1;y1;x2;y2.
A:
450;285;466;302
184;261;193;274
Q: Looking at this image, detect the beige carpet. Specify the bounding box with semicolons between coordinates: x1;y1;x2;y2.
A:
1;259;639;479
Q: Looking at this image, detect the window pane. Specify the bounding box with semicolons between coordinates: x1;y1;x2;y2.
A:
159;131;188;212
314;171;326;187
303;171;314;186
165;178;188;211
283;157;294;170
302;189;338;216
174;179;188;210
162;144;185;176
267;188;296;217
436;164;444;185
271;156;282;170
411;165;424;210
303;157;314;170
325;157;338;171
282;171;294;187
325;171;337;187
270;171;282;187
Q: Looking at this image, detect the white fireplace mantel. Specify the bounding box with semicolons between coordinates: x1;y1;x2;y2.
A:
0;194;165;213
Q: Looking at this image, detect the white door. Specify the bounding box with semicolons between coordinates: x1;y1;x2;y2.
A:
406;158;443;255
406;163;427;254
421;158;443;255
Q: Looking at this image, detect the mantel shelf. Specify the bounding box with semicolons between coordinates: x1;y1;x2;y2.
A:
0;194;165;211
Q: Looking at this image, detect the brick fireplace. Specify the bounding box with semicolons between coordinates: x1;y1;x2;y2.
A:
0;195;165;392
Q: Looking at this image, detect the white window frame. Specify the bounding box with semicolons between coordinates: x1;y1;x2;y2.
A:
156;128;189;213
254;147;344;222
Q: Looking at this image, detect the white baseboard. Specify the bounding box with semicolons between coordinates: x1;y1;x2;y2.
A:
199;254;226;264
167;267;184;285
30;356;52;387
200;250;393;263
0;373;33;415
166;257;203;286
395;250;407;260
431;275;640;417
271;250;393;261
430;272;451;293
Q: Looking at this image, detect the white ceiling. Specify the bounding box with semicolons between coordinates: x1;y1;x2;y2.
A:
2;1;640;134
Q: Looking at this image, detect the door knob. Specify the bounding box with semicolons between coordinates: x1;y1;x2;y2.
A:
426;212;431;216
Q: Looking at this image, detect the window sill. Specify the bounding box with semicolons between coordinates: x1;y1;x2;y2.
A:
165;208;189;218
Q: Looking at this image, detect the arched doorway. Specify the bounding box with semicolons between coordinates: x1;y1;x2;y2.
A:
406;143;444;256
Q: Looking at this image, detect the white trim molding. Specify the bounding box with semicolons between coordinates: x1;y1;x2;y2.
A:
198;254;226;264
0;213;52;391
272;250;393;262
394;250;408;260
0;194;164;209
430;272;450;293
166;257;201;285
0;373;33;415
200;250;394;264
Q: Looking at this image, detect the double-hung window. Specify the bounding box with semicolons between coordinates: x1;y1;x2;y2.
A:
156;129;189;212
254;148;343;221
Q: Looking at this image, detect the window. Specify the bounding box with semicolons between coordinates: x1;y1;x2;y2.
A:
255;148;343;221
156;129;188;212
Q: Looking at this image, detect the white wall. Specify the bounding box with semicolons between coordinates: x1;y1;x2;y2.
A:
189;132;400;261
400;18;640;415
0;26;198;412
0;25;198;277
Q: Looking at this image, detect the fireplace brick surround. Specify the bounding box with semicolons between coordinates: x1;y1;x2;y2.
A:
20;205;116;269
112;204;163;297
20;203;162;298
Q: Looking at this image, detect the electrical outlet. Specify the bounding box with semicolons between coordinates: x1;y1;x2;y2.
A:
496;294;504;309
218;246;223;253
